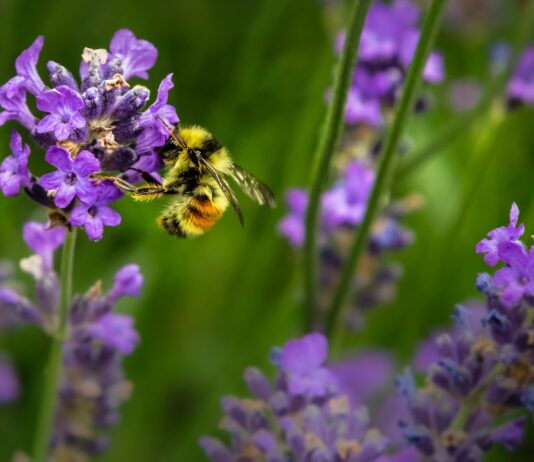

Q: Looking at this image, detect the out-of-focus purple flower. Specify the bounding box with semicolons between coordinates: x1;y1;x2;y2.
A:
36;86;86;141
449;78;482;112
136;74;180;153
109;29;158;80
476;202;524;266
492;241;534;307
22;221;66;271
322;161;375;229
337;0;444;126
0;286;43;325
88;313;139;355
69;182;121;241
0;131;31;196
108;264;144;302
0;76;38;129
201;333;389;462
15;36;47;96
345;88;384;125
278;189;308;247
280;332;337;397
330;351;393;406
0;359;19;403
508;46;534;105
40;147;100;208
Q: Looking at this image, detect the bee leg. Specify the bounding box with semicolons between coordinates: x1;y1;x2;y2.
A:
131;185;170;202
92;175;137;193
127;168;163;185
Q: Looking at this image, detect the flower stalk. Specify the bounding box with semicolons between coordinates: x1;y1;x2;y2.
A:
325;0;447;342
32;228;77;462
303;0;373;330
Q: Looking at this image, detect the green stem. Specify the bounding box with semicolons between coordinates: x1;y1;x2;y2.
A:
325;0;447;342
32;228;77;462
397;1;534;180
303;0;373;331
449;364;505;432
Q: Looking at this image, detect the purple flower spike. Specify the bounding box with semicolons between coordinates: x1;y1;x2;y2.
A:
23;221;66;271
476;202;524;266
280;332;337;397
108;264;144;302
508;47;534;105
15;36;47;96
70;183;122;241
136;74;179;153
0;76;38;130
40;147;100;208
493;242;534;307
88;313;139;355
109;29;158;80
278;189;308;248
36;86;86;141
0;359;19;403
0;131;31;197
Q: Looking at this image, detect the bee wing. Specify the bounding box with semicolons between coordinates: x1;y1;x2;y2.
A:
198;156;245;227
228;163;276;208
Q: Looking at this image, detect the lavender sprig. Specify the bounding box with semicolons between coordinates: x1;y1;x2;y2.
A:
326;0;447;343
0;29;179;241
396;203;534;461
201;333;389;462
0;221;142;460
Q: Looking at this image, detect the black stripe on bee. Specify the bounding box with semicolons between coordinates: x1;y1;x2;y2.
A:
201;138;222;157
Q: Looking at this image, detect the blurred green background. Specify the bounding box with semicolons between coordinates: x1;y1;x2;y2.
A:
0;0;533;460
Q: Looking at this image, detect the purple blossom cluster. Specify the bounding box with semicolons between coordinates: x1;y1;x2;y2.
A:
336;0;444;126
0;30;179;240
0;221;141;459
201;333;390;462
278;158;416;329
392;203;534;461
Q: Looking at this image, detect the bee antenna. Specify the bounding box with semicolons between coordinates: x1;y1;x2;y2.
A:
156;116;187;149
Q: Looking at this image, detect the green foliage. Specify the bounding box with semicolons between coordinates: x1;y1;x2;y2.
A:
0;0;533;461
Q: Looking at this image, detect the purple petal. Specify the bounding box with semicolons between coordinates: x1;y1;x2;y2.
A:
15;36;46;96
88;313;140;354
84;215;104;241
75;178;98;204
281;333;328;373
44;146;72;172
98;206;121;226
55;183;77;208
23;221;66;270
109;29;158;80
0;360;19;403
39;171;64;190
109;264;143;301
69;204;89;226
72;150;100;177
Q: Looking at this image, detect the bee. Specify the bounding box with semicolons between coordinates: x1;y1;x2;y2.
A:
98;123;276;237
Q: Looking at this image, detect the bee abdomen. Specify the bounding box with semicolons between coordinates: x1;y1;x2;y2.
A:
159;197;223;238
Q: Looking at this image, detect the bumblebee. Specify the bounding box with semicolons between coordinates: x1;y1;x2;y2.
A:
99;124;276;237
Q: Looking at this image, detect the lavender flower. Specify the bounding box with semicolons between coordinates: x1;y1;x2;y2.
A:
40;147;100;208
337;0;444;126
0;220;142;458
508;46;534;105
201;333;389;462
0;131;31;196
476;202;524;267
395;203;534;461
278;159;416;330
0;30;180;241
0;357;19;403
